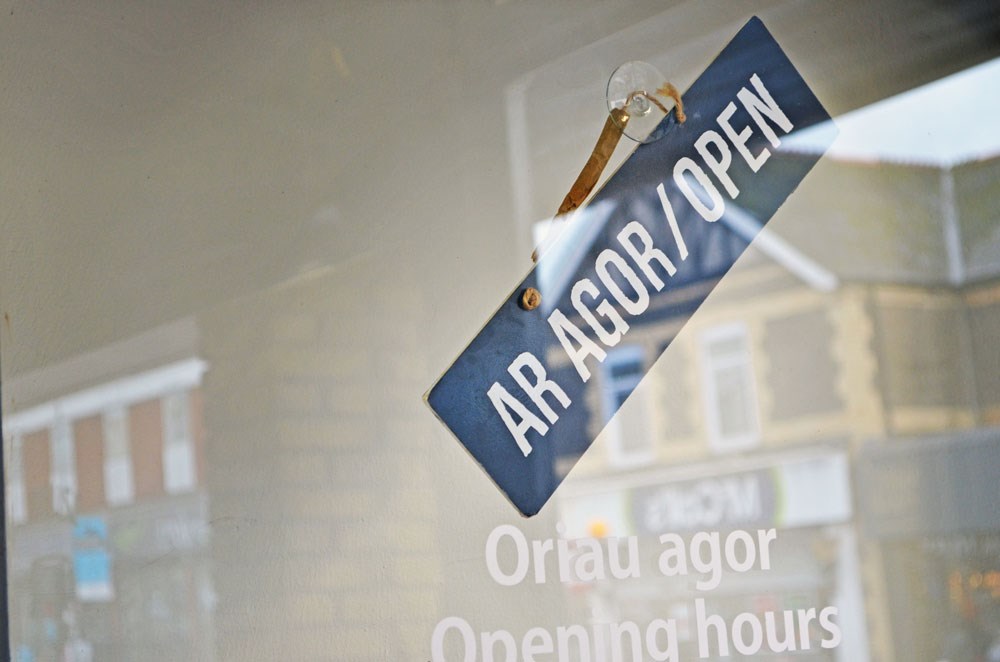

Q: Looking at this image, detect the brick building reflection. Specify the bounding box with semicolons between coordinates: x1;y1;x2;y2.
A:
6;351;215;661
527;66;1000;661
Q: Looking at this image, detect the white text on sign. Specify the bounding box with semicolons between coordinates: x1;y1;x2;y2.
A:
488;73;794;457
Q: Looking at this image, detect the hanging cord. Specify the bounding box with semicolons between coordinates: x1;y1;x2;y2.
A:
530;83;685;263
521;83;684;311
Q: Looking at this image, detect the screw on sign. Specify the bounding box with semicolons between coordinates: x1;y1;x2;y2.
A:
519;288;541;311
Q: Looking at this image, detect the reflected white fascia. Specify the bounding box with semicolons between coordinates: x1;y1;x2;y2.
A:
4;358;207;435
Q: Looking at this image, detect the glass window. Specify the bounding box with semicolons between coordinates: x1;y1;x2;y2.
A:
102;407;134;506
700;323;760;452
161;392;195;494
3;4;1000;661
6;432;26;524
50;418;77;515
602;345;654;467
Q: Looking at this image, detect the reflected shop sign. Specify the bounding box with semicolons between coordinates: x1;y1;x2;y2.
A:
72;516;113;602
632;470;777;535
426;17;836;515
8;495;209;580
110;494;210;561
629;453;852;536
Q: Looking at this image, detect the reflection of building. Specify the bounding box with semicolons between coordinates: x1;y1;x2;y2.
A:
548;198;870;660
560;450;860;660
857;430;1000;661
4;324;215;661
194;264;570;660
543;66;1000;662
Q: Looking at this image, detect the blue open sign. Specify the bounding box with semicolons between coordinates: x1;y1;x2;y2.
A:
426;17;836;516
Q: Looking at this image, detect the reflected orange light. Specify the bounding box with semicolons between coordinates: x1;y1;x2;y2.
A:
949;570;964;607
587;519;609;539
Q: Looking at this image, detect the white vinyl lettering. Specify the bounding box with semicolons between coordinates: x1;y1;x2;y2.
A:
431;616;476;662
485;525;530;586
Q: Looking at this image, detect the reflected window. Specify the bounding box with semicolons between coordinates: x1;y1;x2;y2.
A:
162;392;195;494
700;324;760;452
603;345;654;467
6;432;27;524
103;407;135;506
50;418;77;515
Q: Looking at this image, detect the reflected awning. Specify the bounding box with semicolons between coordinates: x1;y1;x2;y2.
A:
857;427;1000;539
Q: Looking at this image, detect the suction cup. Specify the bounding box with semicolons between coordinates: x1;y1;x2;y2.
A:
607;61;682;144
